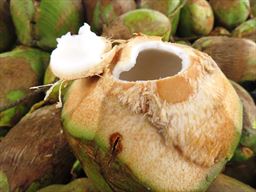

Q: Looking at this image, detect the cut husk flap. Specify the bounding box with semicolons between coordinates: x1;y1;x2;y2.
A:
51;24;243;191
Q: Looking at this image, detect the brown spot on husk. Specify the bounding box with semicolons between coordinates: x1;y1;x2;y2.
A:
109;132;123;159
157;76;193;104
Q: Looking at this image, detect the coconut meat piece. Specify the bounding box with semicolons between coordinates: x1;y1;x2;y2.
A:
112;39;191;81
50;23;111;80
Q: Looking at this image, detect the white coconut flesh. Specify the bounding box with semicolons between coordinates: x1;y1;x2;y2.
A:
112;40;191;81
50;23;112;80
63;36;242;191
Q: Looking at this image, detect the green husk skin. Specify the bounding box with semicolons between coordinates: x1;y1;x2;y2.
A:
0;0;16;53
233;18;256;42
251;0;256;17
210;0;250;29
103;9;171;41
231;82;256;162
139;0;186;35
0;47;49;128
10;0;84;50
207;174;256;192
0;105;75;192
177;0;214;37
83;0;136;34
0;171;9;192
192;36;256;82
38;178;97;192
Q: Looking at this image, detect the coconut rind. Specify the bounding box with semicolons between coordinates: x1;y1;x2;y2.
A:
62;76;242;191
62;36;242;191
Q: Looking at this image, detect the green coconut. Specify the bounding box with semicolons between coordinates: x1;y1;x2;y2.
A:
38;178;96;192
193;36;256;82
0;0;16;52
10;0;84;50
177;0;214;37
233;18;256;42
83;0;136;34
51;27;242;190
139;0;186;35
210;0;250;29
103;9;171;41
231;82;256;162
0;46;49;128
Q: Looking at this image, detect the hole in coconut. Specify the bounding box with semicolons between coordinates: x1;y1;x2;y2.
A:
119;49;182;81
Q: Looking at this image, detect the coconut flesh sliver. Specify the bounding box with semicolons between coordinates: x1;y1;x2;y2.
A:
50;23;111;80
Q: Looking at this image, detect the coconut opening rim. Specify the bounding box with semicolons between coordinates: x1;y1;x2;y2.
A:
112;41;191;82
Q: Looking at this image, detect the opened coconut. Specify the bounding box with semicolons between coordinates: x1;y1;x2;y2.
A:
50;24;242;192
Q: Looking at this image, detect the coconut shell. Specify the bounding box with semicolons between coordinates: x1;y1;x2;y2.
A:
193;36;256;82
0;0;16;52
10;0;84;50
62;36;242;191
210;0;250;29
177;0;214;37
103;9;171;41
0;47;49;128
233;18;256;42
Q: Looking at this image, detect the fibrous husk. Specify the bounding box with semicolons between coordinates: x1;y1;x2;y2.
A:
10;0;84;51
60;35;242;191
83;0;136;34
102;9;171;41
0;105;75;192
233;18;256;42
177;0;214;37
231;82;256;161
0;0;16;52
38;178;97;192
207;174;256;192
210;0;250;29
0;46;49;128
193;36;256;82
139;0;186;35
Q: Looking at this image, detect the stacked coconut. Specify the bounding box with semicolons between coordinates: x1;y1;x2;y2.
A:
0;0;256;191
